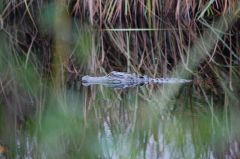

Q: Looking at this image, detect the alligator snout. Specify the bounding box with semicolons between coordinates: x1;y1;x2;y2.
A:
81;75;90;83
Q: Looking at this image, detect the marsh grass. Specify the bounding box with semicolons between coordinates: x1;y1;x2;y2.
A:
0;0;240;158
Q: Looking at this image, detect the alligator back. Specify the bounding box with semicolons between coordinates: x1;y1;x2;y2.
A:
82;71;191;88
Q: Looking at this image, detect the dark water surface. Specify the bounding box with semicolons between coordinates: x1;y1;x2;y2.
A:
79;84;240;159
2;83;240;159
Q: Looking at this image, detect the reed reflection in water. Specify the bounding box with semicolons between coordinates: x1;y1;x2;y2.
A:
81;84;240;159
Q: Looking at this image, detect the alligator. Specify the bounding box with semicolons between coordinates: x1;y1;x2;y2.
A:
82;71;191;89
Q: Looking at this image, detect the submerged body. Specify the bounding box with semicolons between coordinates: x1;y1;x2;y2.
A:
82;71;191;89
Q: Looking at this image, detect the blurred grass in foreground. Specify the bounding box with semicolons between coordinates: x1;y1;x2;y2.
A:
0;0;240;159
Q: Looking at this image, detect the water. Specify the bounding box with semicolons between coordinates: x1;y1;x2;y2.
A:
2;83;240;159
80;84;240;159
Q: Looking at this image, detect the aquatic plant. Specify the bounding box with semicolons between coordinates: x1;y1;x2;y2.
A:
0;0;239;158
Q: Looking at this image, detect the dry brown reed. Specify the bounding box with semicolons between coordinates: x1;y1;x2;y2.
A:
0;1;240;158
0;0;239;112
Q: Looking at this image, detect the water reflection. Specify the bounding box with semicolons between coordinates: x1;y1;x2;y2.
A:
3;83;240;159
84;85;240;159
